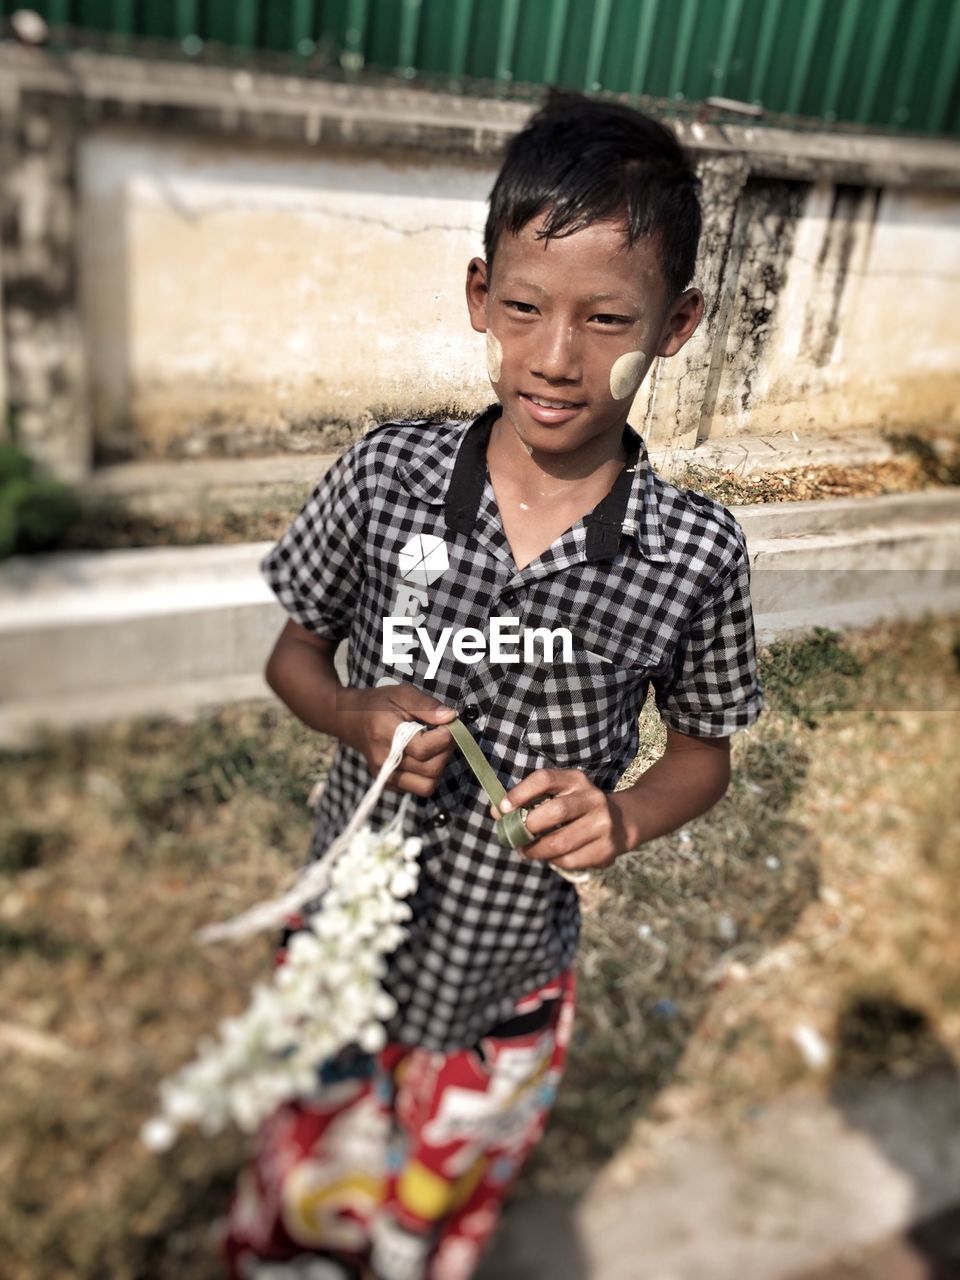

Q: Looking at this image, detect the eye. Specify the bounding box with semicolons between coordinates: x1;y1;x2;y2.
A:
503;300;538;315
591;313;633;326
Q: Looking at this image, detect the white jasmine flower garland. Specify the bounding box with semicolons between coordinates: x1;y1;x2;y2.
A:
141;722;427;1153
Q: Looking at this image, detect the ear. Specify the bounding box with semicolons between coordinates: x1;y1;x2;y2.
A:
465;257;490;334
657;287;705;358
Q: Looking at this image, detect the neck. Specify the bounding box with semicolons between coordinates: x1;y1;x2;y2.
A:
489;414;629;494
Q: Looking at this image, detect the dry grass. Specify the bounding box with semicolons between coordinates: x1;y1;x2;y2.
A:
0;706;326;1279
58;501;293;552
533;614;960;1193
1;614;958;1274
669;429;960;506
675;456;956;505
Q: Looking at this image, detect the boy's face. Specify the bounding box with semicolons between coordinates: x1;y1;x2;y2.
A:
465;215;703;461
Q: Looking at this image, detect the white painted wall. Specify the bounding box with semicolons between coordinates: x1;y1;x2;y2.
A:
79;130;498;455
77;128;960;458
737;183;960;437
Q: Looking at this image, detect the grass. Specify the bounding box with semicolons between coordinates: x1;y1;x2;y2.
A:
1;614;959;1274
0;706;326;1279
545;611;960;1190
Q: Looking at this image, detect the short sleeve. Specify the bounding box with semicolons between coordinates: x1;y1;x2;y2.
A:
260;445;367;643
652;535;764;738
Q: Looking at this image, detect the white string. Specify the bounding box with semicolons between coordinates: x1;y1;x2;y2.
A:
195;720;426;944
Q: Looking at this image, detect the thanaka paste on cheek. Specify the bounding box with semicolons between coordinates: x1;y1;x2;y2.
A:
486;331;503;382
609;350;647;401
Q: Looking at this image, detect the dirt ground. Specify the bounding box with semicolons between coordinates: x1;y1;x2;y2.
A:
0;614;958;1278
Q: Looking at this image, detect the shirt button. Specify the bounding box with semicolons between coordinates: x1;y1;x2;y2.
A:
431;810;449;829
462;704;481;723
502;590;517;607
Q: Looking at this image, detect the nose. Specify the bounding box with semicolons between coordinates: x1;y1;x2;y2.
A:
533;318;581;384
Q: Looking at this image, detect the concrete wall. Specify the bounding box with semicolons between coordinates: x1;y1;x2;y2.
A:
3;45;960;479
76;131;960;460
77;132;497;459
713;180;960;438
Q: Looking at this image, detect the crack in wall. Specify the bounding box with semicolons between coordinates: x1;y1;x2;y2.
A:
156;180;481;238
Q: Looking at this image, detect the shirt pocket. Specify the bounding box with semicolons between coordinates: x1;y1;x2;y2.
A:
523;627;654;771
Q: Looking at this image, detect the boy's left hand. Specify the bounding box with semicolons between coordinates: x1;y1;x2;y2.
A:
489;768;636;873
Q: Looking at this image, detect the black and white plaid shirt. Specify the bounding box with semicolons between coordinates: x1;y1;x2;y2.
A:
261;403;763;1051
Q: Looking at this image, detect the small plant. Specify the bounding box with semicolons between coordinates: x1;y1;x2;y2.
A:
0;439;83;560
759;626;864;728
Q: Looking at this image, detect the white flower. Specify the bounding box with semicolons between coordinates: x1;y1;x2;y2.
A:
139;1115;177;1152
389;869;417;898
161;1082;207;1126
372;990;398;1019
377;924;406;952
358;1021;387;1053
146;820;424;1144
286;932;322;964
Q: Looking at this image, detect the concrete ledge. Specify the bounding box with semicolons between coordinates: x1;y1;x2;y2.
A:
81;431;956;522
0;674;273;747
1;491;959;747
734;488;960;538
740;491;960;641
84;452;342;518
0;542;275;628
3;44;960;186
661;429;908;479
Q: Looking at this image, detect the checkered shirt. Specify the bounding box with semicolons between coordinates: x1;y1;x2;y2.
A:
261;403;764;1050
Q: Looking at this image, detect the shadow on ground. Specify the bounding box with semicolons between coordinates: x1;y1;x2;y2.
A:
818;998;960;1280
475;633;857;1277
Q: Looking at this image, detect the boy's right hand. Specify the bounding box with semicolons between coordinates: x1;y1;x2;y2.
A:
337;683;457;797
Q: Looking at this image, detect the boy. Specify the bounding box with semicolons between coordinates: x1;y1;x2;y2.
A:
225;90;763;1280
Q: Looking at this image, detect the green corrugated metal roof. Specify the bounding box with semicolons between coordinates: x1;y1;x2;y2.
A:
3;0;958;137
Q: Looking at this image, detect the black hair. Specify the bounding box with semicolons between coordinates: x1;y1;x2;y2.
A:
484;88;702;299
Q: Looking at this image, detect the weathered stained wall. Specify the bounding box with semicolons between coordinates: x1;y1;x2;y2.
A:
703;179;960;438
3;45;960;477
78;133;497;459
0;87;90;479
78;130;960;459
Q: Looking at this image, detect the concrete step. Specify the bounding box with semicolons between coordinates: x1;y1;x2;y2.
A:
1;492;959;747
84;451;341;517
741;490;960;641
82;428;955;521
735;488;960;539
657;425;906;478
0;542;288;746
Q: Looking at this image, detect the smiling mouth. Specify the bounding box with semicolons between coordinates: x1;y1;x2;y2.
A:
522;393;584;410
